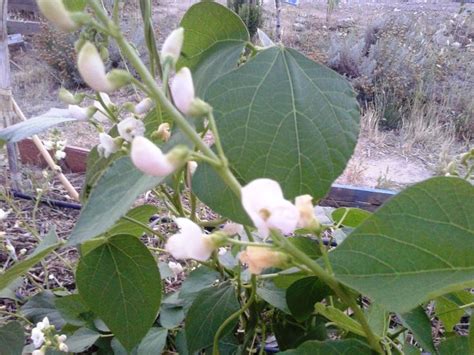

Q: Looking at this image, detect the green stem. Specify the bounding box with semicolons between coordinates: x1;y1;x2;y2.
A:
122;215;165;241
212;276;257;355
271;231;383;354
208;111;227;166
227;239;274;248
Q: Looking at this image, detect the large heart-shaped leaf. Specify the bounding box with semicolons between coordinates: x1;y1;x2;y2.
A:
0;228;60;291
76;234;161;351
177;2;249;96
328;177;474;313
197;46;358;221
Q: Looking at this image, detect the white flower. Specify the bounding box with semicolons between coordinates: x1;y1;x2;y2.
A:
161;27;184;64
135;98;154;115
165;218;215;261
295;194;319;229
19;248;27;255
168;261;183;277
42;140;54;150
97;133;119;159
131;136;176;177
31;327;45;348
37;317;50;330
0;208;10;221
218;247;227;256
32;349;45;355
58;343;69;352
5;243;15;253
170;67;195;115
56;140;67;150
57;334;67;343
221;222;243;236
241;179;299;238
68;105;90;121
37;0;78;32
117;117;145;142
55;150;66;160
93;93;112;122
78;42;119;93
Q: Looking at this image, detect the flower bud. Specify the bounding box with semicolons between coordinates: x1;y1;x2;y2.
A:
97;133;120;159
166;145;190;167
58;88;84;105
37;0;79;32
131;136;176;177
99;46;109;61
221;222;243;236
239;246;289;274
77;42;130;93
156;123;171;142
170;67;195;115
68;105;96;121
188;161;198;175
188;98;211;117
135;98;154;115
161;27;184;65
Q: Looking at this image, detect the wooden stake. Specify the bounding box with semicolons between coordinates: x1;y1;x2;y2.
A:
0;0;20;190
11;99;80;201
275;0;282;42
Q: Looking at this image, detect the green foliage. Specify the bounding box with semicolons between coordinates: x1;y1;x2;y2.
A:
185;283;239;353
76;235;162;351
331;207;371;228
286;277;331;322
328;177;474;313
279;339;373;354
398;307;436;354
0;322;24;355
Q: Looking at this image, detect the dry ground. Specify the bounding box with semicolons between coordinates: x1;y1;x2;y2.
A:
6;0;473;190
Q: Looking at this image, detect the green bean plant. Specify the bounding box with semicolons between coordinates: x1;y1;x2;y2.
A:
0;0;473;354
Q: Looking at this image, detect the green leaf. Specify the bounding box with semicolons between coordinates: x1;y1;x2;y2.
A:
192;163;251;225
69;157;165;245
273;312;327;351
206;46;359;209
287;237;322;259
439;336;470;355
64;328;100;353
286;277;332;322
435;290;474;332
107;204;158;237
0;115;77;145
63;0;86;12
0;321;24;355
278;339;373;355
314;303;365;337
21;291;66;328
179;266;222;309
0;228;60;292
55;294;94;327
328;177;474;313
0;278;22;300
398;307;436;354
366;303;389;338
185;283;239;353
76;235;162;351
136;327;168;354
331;208;371;228
160;305;185;329
257;281;290;314
469;321;474;354
178;1;248;69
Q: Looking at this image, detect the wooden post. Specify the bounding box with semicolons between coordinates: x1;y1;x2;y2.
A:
275;0;281;42
0;0;20;190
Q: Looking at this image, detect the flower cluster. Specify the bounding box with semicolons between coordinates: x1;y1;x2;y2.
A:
43;133;67;161
30;317;68;354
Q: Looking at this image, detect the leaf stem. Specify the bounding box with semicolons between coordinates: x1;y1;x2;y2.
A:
121;215;165;241
212;276;257;355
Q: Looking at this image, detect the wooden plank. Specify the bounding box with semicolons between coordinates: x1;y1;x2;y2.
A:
7;20;41;35
8;0;38;13
18;139;89;173
321;184;396;211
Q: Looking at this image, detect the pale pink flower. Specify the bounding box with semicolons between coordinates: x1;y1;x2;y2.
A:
131;136;175;176
161;28;184;64
170;67;195;115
